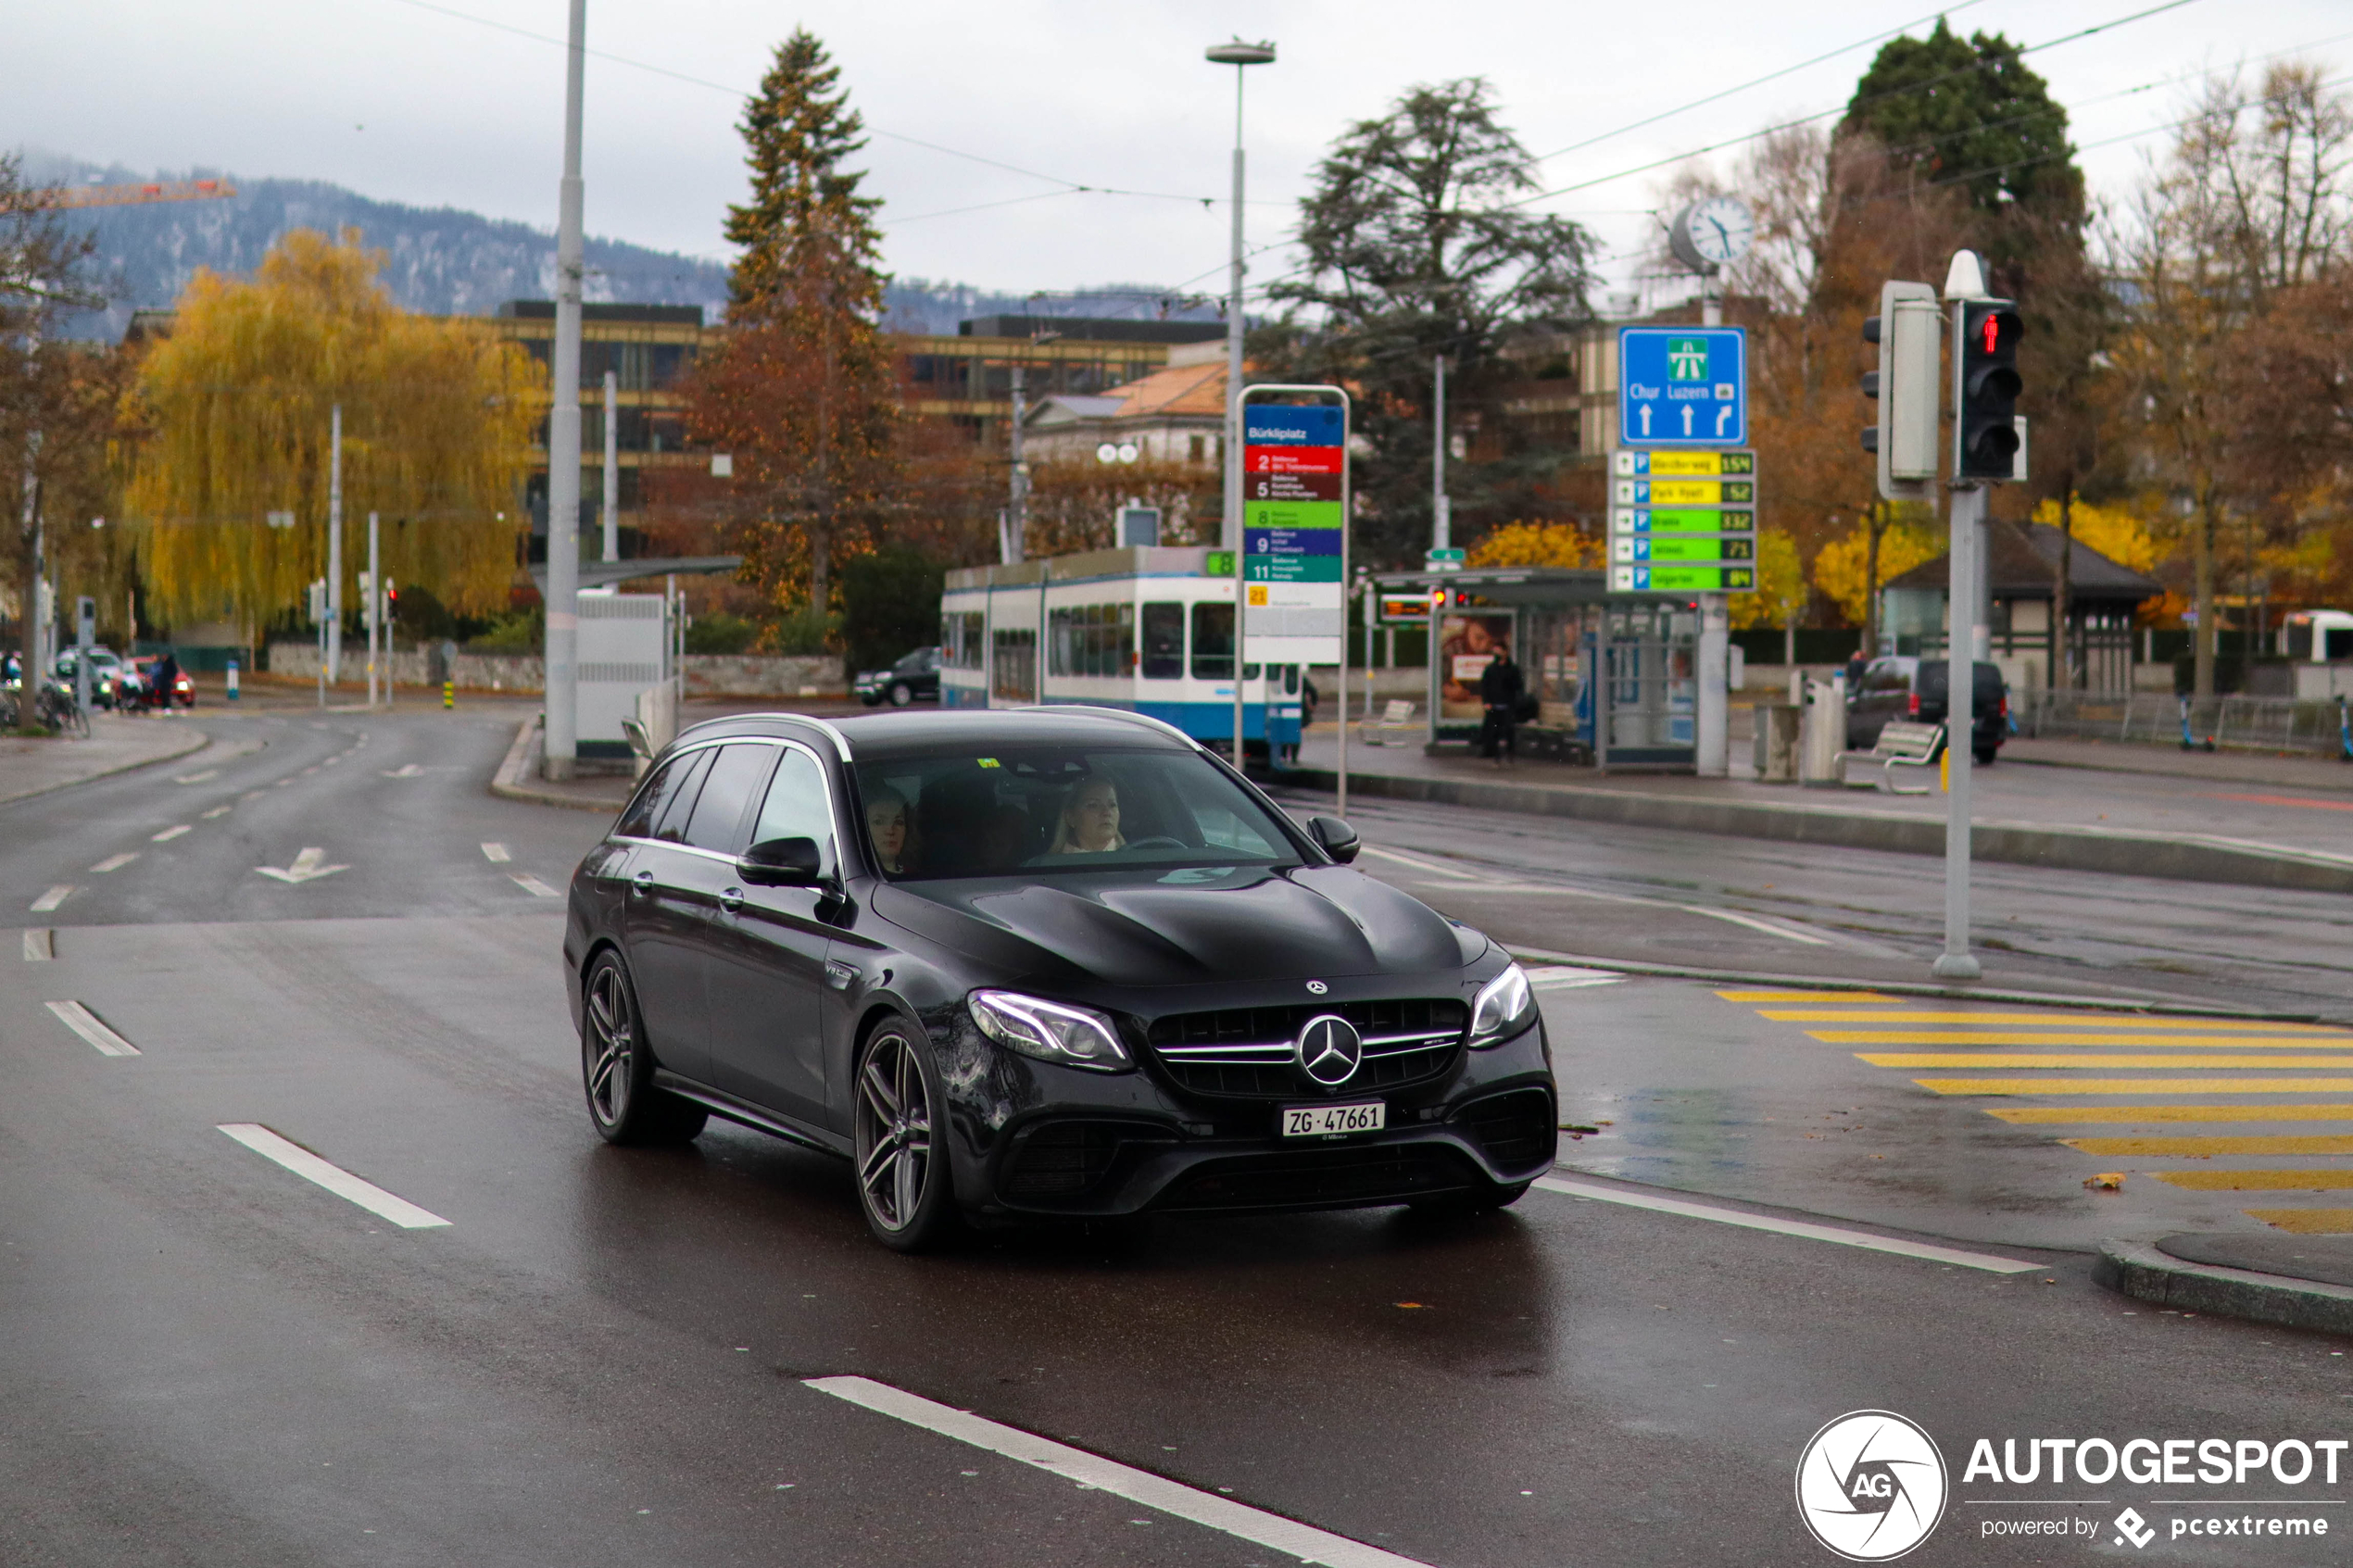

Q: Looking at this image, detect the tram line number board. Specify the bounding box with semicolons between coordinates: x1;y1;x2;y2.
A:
1607;448;1759;593
1240;397;1347;664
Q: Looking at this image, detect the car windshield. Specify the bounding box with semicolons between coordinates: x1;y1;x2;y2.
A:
853;745;1301;880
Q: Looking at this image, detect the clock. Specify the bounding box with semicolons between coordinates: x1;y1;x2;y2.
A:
1669;195;1755;273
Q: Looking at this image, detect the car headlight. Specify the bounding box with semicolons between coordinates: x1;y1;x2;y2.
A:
1468;962;1536;1047
967;990;1132;1072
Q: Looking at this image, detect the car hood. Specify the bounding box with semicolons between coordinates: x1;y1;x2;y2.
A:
871;864;1469;988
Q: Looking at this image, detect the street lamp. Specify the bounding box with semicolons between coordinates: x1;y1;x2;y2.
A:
1206;37;1273;764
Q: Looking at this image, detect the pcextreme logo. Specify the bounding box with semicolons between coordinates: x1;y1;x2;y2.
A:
1795;1411;1949;1562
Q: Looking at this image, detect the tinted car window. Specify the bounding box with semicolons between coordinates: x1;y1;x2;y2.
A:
684;744;776;854
651;748;716;843
619;753;697;839
1916;660;2007;703
750;747;836;872
855;746;1298;880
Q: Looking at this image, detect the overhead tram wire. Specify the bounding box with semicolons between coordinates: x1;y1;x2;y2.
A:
1507;0;2208;207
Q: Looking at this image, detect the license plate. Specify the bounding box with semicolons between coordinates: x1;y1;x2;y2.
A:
1282;1101;1385;1137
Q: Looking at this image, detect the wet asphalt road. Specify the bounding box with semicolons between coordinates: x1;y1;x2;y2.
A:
3;710;2348;1567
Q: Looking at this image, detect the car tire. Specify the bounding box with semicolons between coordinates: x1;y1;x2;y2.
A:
888;681;914;707
1973;745;1997;765
580;951;707;1146
852;1018;960;1251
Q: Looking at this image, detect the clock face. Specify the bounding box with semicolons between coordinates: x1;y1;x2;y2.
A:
1686;195;1755;266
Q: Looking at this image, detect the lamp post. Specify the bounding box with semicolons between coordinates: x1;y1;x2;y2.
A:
1206;37;1274;765
543;0;587;781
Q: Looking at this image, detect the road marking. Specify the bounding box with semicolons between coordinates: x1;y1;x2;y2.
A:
1863;1052;2353;1070
90;852;139;873
150;824;192;842
173;768;218;784
1812;1030;2351;1047
1675;904;1834;946
2064;1135;2353;1156
23;929;53;960
2154;1169;2353;1191
255;847;349;884
215;1124;450;1229
202;804;233;819
1357;844;1484;881
510;873;561;898
2245;1209;2353;1233
2198;790;2353;813
1718;990;1904;1003
1990;1104;2353;1123
44;1000;139;1056
805;1375;1433;1567
31;885;73;912
273;778;293;787
1915;1077;2353;1096
1525;964;1623;989
384;763;424;778
1533;1176;2039;1273
479;842;512;862
1764;1010;2328;1030
322;756;341;766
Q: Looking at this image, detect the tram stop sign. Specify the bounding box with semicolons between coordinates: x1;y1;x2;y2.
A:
1618;327;1747;447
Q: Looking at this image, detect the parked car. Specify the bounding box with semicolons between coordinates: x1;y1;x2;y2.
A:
563;708;1555;1250
1845;656;2007;764
128;655;195;710
856;646;941;707
50;646;125;708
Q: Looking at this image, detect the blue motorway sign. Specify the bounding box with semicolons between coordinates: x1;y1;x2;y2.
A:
1618;327;1746;447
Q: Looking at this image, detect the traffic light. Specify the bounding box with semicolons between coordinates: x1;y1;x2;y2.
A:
1955;299;2023;481
1861;281;1940;502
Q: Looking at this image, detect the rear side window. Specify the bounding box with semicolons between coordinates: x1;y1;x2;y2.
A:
684;744;777;854
619;751;700;840
651;748;716;843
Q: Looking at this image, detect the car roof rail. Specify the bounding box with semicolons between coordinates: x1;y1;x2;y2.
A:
1043;705;1202;750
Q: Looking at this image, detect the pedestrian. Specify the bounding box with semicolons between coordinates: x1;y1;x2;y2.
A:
152;649;182;713
1478;641;1524;766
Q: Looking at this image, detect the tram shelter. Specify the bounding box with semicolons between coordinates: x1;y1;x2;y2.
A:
1368;566;1704;771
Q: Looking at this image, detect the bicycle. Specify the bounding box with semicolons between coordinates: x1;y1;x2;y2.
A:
34;679;90;739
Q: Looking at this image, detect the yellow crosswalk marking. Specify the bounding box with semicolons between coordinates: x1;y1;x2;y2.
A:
1716;990;1901;1003
1914;1078;2353;1096
1863;1053;2353;1070
1812;1031;2351;1047
2061;1135;2353;1156
1765;1010;2328;1030
2153;1170;2353;1191
1987;1105;2353;1123
2245;1209;2353;1234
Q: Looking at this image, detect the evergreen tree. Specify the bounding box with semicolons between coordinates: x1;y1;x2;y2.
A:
724;29;885;320
1841;19;2079;224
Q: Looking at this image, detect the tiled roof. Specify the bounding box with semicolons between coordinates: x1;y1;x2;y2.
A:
1883;520;2163;603
1103;359;1227;419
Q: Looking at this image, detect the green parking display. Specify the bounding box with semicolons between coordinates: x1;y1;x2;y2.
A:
1612;564;1756;592
1639;536;1754;563
1651;508;1754;533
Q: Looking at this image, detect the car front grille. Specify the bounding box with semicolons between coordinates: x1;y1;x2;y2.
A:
1153;1144;1478;1211
1144;998;1466;1100
1458;1088;1557;1173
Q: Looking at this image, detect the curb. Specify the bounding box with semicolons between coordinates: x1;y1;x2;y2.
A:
1287;765;2353;897
0;724;211;810
2094;1237;2353;1336
487;716;623;815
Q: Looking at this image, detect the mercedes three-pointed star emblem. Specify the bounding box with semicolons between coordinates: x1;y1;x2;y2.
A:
1295;1013;1364;1086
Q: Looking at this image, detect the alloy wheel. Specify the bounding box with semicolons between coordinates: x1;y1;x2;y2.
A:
584;961;634;1128
854;1030;933;1231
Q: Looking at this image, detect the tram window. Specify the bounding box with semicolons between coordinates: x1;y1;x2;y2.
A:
1191;603;1234;681
1284;664;1300;695
1141;603;1184;679
941;611;983;670
2331;629;2353;660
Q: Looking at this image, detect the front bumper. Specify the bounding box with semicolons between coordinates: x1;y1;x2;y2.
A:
941;1017;1555;1218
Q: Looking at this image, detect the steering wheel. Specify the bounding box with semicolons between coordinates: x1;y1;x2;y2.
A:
1122;835;1188;851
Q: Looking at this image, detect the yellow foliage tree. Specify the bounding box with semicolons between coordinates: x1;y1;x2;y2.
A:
2028;495;2160;573
1730;529;1806;630
1812;516;1943;628
1466;520;1602;569
126;229;537;632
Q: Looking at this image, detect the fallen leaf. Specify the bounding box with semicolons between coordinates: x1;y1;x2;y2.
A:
2085;1173;2125;1191
1559;1123;1600;1135
1394;1302;1427;1310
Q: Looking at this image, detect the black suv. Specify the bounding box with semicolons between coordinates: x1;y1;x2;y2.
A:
1846;656;2008;764
856;646;940;707
563;708;1555;1250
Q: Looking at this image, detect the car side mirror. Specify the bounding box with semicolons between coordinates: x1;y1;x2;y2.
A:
738;835;824;886
1307;816;1360;864
620;717;653;760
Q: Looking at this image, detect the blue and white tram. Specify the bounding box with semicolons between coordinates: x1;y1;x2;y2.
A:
938;546;1305;759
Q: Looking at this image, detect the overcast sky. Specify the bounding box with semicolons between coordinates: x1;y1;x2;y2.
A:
13;0;2352;309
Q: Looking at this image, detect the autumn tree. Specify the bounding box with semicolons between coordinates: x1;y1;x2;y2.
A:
686;29;901;633
124;230;534;636
1267;79;1599;566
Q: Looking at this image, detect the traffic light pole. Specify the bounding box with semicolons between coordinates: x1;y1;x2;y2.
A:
1934;481;1984;981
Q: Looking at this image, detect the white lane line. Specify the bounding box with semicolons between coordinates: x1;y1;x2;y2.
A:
173;768;219;784
510;873;561;898
1357;844;1484;882
216;1124;451;1229
31;885;73;913
479;842;512;863
1533;1176;2038;1273
23;929;54;961
90;852;140;873
1673;904;1835;947
45;1000;140;1057
807;1376;1431;1568
151;824;193;843
202;804;233;819
1525;964;1623;989
322;756;341;767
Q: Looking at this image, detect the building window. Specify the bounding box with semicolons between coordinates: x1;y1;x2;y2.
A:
1189;434;1205;463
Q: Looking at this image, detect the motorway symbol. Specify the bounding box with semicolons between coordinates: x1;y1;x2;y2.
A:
255;847;349;884
1619;327;1746;447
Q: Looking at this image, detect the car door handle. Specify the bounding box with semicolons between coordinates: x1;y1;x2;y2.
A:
631;871;654;897
718;886;744;912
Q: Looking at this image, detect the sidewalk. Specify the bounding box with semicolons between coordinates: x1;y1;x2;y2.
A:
1290;725;2353;896
0;714;210;809
2095;1234;2353;1336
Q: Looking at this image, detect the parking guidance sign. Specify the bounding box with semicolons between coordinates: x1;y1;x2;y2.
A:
1618;327;1746;447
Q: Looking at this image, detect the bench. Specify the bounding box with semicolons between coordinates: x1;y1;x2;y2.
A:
1357;699;1418;746
1837;721;1944;794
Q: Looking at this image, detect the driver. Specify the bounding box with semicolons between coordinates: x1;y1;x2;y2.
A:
864;786;911;874
1047;773;1125;855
